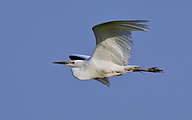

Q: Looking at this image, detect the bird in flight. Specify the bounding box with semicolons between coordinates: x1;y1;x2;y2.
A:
53;20;164;87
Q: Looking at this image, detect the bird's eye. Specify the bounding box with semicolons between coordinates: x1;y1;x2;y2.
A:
71;61;75;64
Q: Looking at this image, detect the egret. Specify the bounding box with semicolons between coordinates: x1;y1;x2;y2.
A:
53;20;164;87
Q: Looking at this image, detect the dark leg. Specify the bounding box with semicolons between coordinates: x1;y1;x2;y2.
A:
132;67;164;73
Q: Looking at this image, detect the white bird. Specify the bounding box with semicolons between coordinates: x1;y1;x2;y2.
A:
53;20;164;87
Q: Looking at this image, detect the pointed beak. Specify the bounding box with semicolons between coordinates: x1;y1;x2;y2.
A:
52;61;67;64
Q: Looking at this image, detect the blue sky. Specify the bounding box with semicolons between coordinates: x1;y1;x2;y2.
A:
1;0;192;120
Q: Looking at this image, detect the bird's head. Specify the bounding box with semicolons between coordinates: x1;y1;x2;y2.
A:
52;60;85;67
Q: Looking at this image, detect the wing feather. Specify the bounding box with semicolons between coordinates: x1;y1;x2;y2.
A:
69;54;90;60
94;78;110;87
90;20;150;66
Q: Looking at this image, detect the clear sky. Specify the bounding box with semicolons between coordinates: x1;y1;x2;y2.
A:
1;0;192;120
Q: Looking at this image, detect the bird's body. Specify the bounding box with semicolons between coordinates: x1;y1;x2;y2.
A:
72;60;133;80
72;59;140;80
53;20;164;87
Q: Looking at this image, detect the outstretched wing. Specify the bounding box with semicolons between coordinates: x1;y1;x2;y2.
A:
90;20;150;66
94;78;110;87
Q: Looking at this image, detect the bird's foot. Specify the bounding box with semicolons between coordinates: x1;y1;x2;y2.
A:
146;67;164;73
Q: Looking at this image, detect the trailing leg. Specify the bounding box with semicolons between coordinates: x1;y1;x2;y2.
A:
130;67;164;73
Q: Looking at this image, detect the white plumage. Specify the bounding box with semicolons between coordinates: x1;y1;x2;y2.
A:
53;20;164;87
